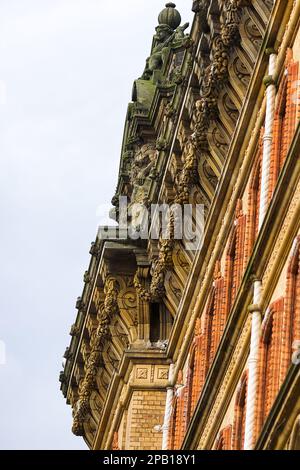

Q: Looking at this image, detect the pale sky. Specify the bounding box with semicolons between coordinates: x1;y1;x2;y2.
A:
0;0;192;450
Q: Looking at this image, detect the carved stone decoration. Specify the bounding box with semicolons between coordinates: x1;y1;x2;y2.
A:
202;160;219;190
134;2;245;306
244;17;263;51
192;0;243;150
221;92;239;128
209;124;230;160
84;271;91;284
173;245;190;274
91;391;103;413
232;55;251;88
72;277;119;436
118;287;138;327
157;368;169;380
114;321;130;349
130;144;158;187
89;241;100;257
134;137;199;302
192;1;210;33
141;16;190;83
134;213;175;302
265;0;274;11
136;368;148;380
106;346;120;371
166;272;182;304
70;324;80;337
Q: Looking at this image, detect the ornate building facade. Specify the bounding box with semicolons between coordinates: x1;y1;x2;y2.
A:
60;1;300;450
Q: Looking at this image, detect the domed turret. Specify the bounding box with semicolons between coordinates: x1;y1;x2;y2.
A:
158;3;181;30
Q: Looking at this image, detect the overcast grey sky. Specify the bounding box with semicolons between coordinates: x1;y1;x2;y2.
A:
0;0;192;449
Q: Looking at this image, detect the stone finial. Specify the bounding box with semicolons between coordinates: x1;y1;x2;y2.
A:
158;3;181;30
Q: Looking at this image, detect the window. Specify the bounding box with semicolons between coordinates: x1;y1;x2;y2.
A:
149;303;161;343
232;371;248;450
246;135;263;262
214;425;232;450
191;263;226;406
168;378;186;450
270;57;298;198
224;200;246;315
258;298;283;426
282;236;300;382
149;303;172;343
186;346;196;425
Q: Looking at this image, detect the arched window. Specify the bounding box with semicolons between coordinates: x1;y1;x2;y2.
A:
232;370;248;450
224;200;246;316
258;298;284;426
185;265;227;434
209;262;226;364
270;55;298;198
169;397;178;450
205;286;216;368
214;425;232;450
194;263;226;402
168;375;186;450
245;133;263;262
186;318;203;426
281;236;300;383
186;343;196;425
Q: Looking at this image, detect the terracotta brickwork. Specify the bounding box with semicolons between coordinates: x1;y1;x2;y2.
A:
126;390;166;450
186;332;199;424
245;134;263;263
224;200;247;316
214;425;232;450
166;11;300;452
232;370;248;450
168;377;187;450
112;432;120;451
270;53;299;199
281;236;300;383
257;298;284;432
180;262;227;434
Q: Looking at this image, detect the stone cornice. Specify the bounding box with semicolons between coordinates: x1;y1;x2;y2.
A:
64;235;143;403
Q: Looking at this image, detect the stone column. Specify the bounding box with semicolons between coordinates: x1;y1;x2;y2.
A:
259;49;277;229
162;364;175;450
244;280;262;450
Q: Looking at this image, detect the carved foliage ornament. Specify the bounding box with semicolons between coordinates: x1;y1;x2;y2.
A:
130;144;158;187
134;2;243;304
194;0;242;149
134;137;199;301
72;278;119;436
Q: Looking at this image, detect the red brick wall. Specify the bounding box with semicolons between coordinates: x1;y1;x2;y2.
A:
232;370;248;450
269;54;299;199
168;377;186;450
245;135;263;263
224;200;246;316
214;425;232;450
281;236;300;383
257;298;284;433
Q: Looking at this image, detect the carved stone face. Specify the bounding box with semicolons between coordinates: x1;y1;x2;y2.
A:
135;144;156;165
155;25;173;42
